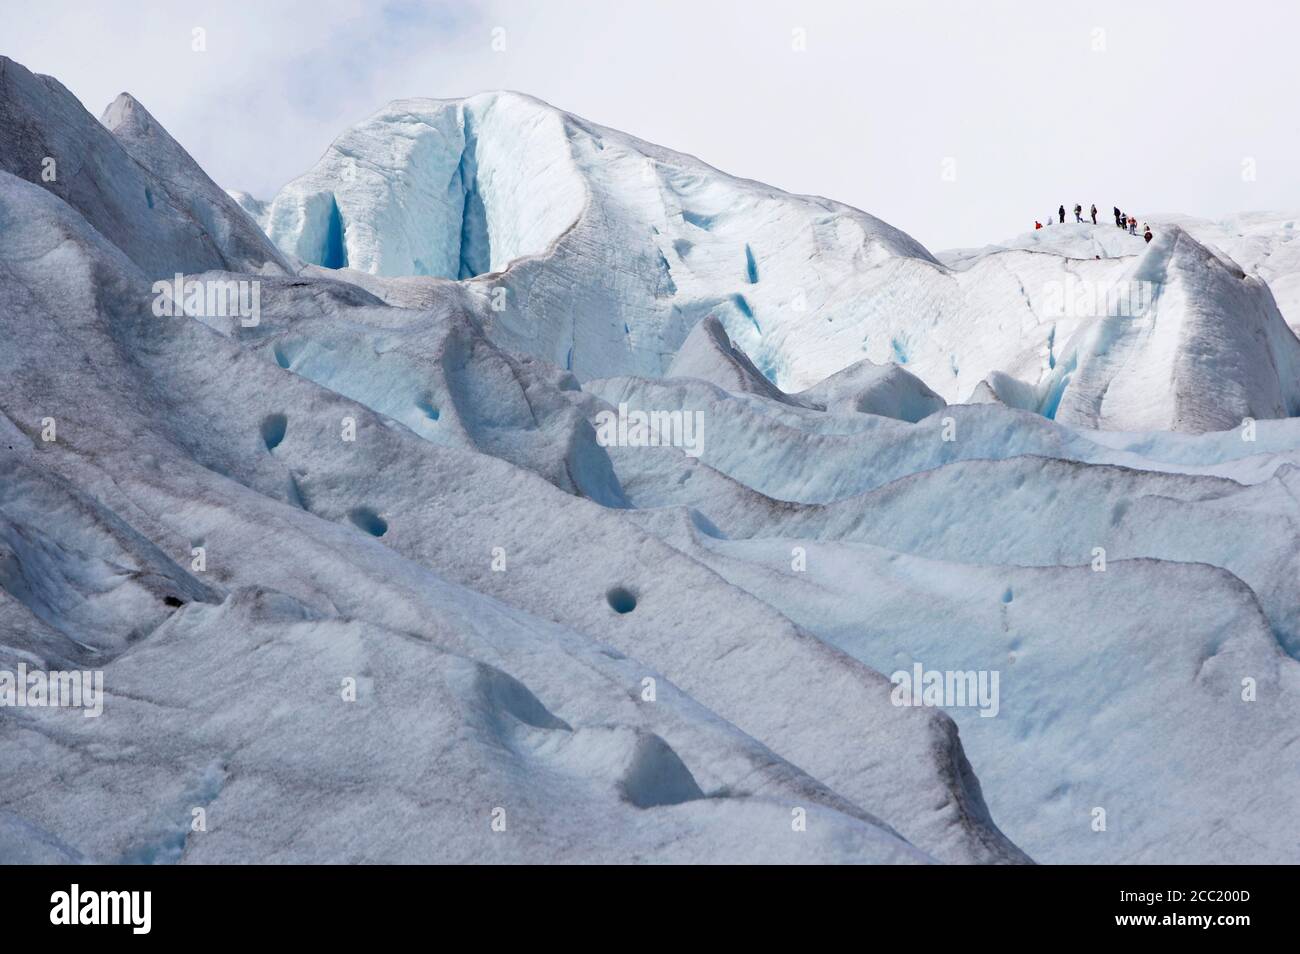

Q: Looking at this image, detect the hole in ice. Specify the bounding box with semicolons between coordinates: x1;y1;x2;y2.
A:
606;586;638;614
260;413;287;451
272;343;292;370
416;396;440;421
744;243;759;283
1001;587;1014;604
349;507;388;537
163;596;183;608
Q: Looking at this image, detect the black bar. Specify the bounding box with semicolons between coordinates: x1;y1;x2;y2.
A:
2;864;1284;939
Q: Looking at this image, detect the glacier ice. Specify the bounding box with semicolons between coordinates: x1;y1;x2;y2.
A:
261;95;1300;435
2;55;1299;865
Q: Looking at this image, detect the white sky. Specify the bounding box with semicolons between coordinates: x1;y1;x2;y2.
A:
4;0;1298;251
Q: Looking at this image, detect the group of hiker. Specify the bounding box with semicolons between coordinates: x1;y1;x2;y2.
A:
1035;204;1153;243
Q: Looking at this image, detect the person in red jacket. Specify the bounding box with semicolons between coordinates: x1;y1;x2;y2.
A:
1035;220;1043;230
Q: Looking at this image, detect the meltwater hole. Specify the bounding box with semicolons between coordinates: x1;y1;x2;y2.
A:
260;413;288;451
606;586;638;614
349;507;388;537
416;396;440;421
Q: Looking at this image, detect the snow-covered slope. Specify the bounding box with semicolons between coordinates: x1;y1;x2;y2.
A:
1049;228;1300;431
102;92;290;275
937;221;1300;431
3;56;1299;864
1153;211;1300;336
0;57;285;277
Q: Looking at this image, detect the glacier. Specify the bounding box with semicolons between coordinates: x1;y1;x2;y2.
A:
261;92;1300;434
1;54;1299;865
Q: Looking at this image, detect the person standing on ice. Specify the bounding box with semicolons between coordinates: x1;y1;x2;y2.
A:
1128;215;1138;235
1090;204;1098;224
1035;220;1043;230
1074;203;1083;222
1114;206;1122;226
1059;204;1066;224
1143;224;1153;243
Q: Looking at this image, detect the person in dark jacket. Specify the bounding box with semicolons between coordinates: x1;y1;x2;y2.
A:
1059;205;1066;224
1090;204;1098;224
1114;207;1123;227
1074;203;1083;223
1143;224;1153;243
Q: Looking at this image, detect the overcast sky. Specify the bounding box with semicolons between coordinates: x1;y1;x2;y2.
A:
4;0;1298;250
